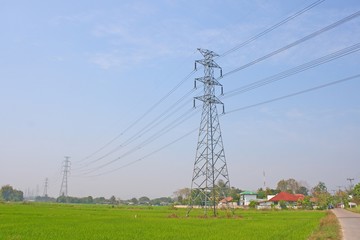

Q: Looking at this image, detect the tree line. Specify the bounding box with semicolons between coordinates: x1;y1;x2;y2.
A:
2;178;360;208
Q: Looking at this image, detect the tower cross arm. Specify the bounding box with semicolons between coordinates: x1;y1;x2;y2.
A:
195;95;223;105
195;59;222;69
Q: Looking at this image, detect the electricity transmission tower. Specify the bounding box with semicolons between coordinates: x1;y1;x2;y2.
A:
59;156;71;197
188;48;231;216
43;177;48;197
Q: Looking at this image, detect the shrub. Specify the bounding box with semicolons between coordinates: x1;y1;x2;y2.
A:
279;200;287;209
248;200;258;209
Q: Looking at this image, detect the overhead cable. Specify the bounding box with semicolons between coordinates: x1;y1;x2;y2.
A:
222;10;360;78
77;70;196;163
220;0;325;58
223;42;360;99
83;74;360;175
226;73;360;114
81;108;200;175
76;88;200;169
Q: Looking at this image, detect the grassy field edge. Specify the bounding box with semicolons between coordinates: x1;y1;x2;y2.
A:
308;210;342;240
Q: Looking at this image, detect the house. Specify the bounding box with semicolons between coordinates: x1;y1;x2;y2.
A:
219;196;233;204
239;191;257;206
218;196;237;208
268;192;304;208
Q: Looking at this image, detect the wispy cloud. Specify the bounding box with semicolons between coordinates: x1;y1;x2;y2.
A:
89;50;150;70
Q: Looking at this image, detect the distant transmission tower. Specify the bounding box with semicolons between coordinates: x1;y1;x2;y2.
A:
263;170;266;189
59;156;71;197
188;48;231;216
43;177;48;197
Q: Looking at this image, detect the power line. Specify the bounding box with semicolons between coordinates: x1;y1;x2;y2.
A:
77;70;196;163
81;107;200;175
76;88;199;170
221;10;360;78
74;7;360;176
80;74;360;176
76;41;360;174
220;0;325;58
78;90;200;171
74;1;331;167
225;73;360;114
75;1;325;165
222;42;360;99
85;128;199;177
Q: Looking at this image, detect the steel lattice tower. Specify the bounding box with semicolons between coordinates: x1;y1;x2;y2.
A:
59;156;71;197
43;177;48;197
188;48;231;216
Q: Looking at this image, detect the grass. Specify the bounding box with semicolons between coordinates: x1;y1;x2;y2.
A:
347;205;360;214
0;202;328;240
308;210;341;240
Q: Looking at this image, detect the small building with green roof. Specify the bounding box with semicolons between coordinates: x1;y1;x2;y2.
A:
239;191;257;206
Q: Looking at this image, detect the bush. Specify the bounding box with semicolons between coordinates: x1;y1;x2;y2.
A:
248;200;258;209
279;200;287;209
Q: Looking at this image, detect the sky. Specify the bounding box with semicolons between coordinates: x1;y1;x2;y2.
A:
1;0;360;199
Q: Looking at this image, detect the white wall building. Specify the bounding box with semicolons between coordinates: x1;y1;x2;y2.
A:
239;191;257;206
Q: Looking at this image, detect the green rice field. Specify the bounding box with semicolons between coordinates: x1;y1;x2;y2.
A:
0;202;326;240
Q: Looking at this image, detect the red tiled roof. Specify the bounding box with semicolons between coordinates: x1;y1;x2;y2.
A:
220;196;233;203
294;194;305;200
268;192;302;202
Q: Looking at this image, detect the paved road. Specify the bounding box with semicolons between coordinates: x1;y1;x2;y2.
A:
332;208;360;240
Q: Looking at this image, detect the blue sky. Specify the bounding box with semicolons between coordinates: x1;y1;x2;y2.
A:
1;0;360;199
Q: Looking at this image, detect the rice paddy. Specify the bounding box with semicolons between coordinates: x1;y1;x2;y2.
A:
0;202;326;240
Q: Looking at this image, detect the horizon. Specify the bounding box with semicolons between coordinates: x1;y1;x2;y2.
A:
1;0;359;200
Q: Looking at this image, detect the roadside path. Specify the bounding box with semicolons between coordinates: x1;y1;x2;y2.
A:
332;208;360;240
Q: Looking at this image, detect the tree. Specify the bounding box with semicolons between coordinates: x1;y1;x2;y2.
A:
265;187;279;196
130;197;138;205
298;196;313;210
150;197;173;206
228;187;242;202
84;196;94;204
139;196;150;205
312;181;328;195
298;186;309;196
353;183;360;198
94;197;107;204
0;185;23;202
257;188;266;199
173;188;191;204
109;196;117;205
276;179;300;194
277;179;288;192
311;182;330;209
56;194;67;203
35;196;56;202
287;179;300;194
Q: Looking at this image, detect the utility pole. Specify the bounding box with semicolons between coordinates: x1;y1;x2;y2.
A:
336;185;343;194
59;156;71;197
43;178;48;197
347;178;354;192
188;48;231;216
